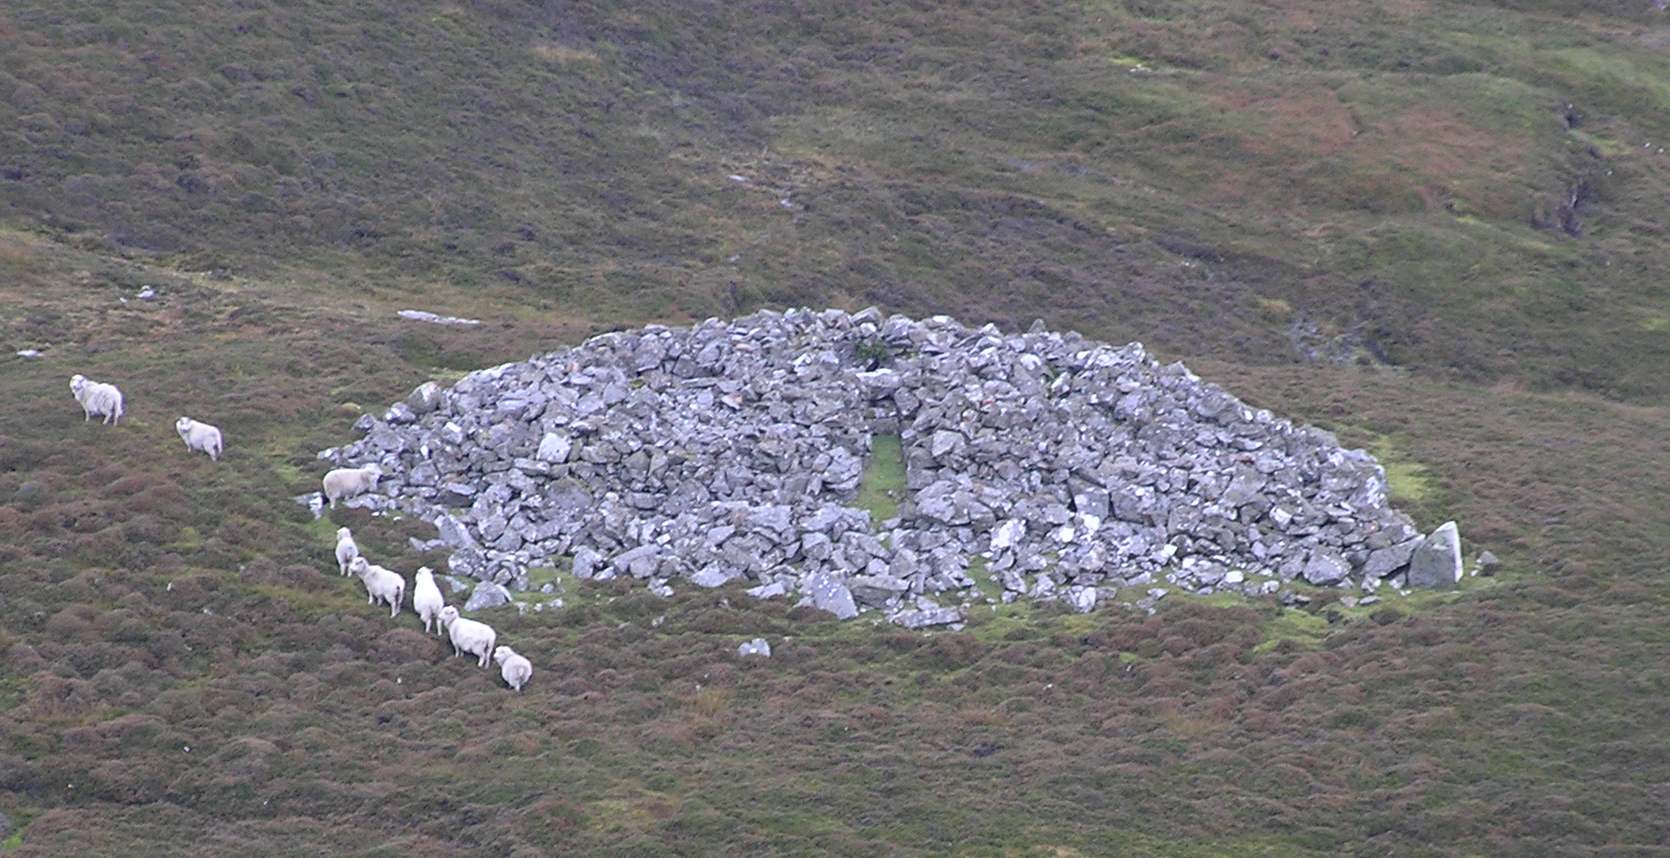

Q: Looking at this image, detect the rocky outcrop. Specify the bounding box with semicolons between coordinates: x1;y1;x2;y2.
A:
317;308;1460;621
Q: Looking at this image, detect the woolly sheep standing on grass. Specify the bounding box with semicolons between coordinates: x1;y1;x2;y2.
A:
412;566;446;635
334;527;359;576
493;645;533;692
174;417;223;461
69;374;124;425
438;606;496;668
321;464;382;508
349;556;405;619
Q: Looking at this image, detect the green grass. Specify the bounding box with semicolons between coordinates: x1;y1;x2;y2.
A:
854;433;907;525
1372;435;1436;505
1251;608;1332;655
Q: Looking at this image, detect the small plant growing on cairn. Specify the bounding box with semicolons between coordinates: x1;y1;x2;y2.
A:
854;338;892;370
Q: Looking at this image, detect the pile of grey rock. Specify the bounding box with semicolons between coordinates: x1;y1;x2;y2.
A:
317;308;1463;628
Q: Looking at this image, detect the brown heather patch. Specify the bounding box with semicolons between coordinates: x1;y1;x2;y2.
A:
1367;108;1523;185
1239;87;1359;159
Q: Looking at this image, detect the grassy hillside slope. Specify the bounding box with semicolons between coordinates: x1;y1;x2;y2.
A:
2;1;1669;855
4;0;1669;397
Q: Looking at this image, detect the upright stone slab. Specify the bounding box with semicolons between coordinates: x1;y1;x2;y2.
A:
1407;521;1463;589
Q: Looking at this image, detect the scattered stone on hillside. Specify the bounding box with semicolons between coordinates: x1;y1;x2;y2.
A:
1407;521;1463;589
464;580;513;611
397;309;482;326
15;348;43;359
893;604;963;629
737;637;772;658
317;307;1459;619
293;492;325;520
1474;550;1501;576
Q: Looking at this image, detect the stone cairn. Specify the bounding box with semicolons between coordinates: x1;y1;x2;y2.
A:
316;308;1462;628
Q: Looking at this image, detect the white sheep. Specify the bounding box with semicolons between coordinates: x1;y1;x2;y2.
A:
493;645;533;692
334;527;359;576
321;464;382;508
69;374;124;425
412;566;446;635
350;556;405;618
438;606;496;668
174;417;223;461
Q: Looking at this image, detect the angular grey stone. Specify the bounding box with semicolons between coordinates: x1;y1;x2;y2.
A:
572;546;603;580
408;381;445;415
1407;521;1463;589
537;432;573;463
803;573;859;619
747;504;793;534
929;429;966;458
1363;537;1421;579
1073;489;1110;521
990;518;1026;552
464;581;513;611
850;573;910;606
1302;549;1350;585
737;637;772;658
746;581;789;600
613;545;663;579
891;606;962;628
384;402;417;425
690;566;732;588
